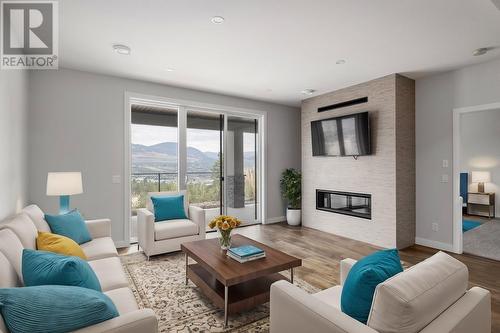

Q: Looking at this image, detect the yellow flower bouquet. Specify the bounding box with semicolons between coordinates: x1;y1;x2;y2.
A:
208;215;241;250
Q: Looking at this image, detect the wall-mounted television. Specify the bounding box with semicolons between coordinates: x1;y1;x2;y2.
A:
311;111;371;157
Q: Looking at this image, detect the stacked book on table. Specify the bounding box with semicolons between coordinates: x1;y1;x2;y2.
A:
227;245;266;263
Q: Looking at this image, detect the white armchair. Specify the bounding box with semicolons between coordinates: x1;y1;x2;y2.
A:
137;191;205;259
270;252;491;333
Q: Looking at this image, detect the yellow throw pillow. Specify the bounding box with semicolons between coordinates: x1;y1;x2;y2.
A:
36;232;88;260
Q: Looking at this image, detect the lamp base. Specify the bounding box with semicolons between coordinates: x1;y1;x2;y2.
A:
59;195;70;214
478;182;485;193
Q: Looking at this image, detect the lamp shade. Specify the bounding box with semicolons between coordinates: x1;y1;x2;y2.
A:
471;171;491;183
46;172;83;196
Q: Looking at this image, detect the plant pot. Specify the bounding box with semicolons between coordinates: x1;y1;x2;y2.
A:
286;208;301;226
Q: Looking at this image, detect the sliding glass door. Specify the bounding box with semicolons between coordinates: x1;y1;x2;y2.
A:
185;111;260;227
186;110;224;230
130;105;179;241
225;116;259;225
129;100;261;240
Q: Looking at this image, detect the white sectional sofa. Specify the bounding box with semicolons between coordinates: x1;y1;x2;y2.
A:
270;251;491;333
0;205;158;333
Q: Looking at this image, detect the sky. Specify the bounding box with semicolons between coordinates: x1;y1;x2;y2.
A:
132;124;255;152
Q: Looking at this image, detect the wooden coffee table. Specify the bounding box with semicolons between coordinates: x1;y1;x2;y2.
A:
181;234;301;327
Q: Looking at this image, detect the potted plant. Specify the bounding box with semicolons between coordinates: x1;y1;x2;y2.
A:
280;168;301;226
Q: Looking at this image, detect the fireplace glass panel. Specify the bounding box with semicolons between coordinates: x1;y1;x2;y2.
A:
330;194;347;209
316;190;371;219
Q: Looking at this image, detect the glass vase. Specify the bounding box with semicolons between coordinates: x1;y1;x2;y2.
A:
218;229;232;250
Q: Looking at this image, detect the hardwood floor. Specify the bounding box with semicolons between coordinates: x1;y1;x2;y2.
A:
119;223;500;332
463;214;500;223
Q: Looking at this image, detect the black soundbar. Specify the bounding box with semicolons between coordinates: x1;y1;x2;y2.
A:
318;96;368;112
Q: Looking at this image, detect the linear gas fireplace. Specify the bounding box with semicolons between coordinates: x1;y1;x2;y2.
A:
316;189;371;219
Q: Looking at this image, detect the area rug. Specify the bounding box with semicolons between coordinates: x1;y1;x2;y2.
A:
120;252;319;332
463;219;481;232
463;220;500;261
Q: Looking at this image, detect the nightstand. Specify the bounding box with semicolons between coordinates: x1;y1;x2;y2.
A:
467;192;495;218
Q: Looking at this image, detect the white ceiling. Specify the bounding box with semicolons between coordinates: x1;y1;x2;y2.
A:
59;0;500;106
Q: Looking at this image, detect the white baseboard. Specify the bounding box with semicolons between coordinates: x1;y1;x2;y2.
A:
114;240;130;249
265;216;286;224
415;237;454;252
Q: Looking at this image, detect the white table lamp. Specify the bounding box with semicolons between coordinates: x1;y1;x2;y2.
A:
46;172;83;213
471;171;491;193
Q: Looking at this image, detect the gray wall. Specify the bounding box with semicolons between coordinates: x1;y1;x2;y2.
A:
28;69;300;243
0;70;28;220
416;58;500;249
460;109;500;217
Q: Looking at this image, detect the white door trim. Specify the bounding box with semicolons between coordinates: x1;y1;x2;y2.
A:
123;91;267;243
123;93;132;247
452;102;500;253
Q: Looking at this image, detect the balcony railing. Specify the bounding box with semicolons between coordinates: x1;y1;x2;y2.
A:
131;172;219;210
131;171;255;211
131;172;177;192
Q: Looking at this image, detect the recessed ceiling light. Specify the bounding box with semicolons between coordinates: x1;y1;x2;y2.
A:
472;47;489;56
165;68;175;72
336;59;346;65
211;16;225;24
113;44;131;55
301;89;316;95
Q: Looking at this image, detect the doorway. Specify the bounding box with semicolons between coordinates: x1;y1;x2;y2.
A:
453;102;500;259
125;94;264;243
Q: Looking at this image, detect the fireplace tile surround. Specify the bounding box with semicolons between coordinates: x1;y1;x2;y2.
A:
301;74;415;249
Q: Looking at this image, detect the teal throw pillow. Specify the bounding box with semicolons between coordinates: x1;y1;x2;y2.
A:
340;248;403;323
22;249;101;291
45;209;92;244
151;195;187;222
0;285;118;333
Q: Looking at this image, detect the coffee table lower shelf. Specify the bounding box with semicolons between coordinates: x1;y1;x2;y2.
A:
187;263;286;315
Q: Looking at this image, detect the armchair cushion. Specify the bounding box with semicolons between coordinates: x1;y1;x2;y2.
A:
45;210;92;244
154;219;198;241
151;195;187;222
341;249;403;324
312;285;342;309
146;191;188;216
270;280;378;333
367;251;468;333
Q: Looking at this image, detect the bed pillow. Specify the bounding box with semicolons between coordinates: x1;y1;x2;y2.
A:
37;231;87;259
151;195;188;221
45;209;92;244
341;249;403;323
22;249;101;291
0;285;118;333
